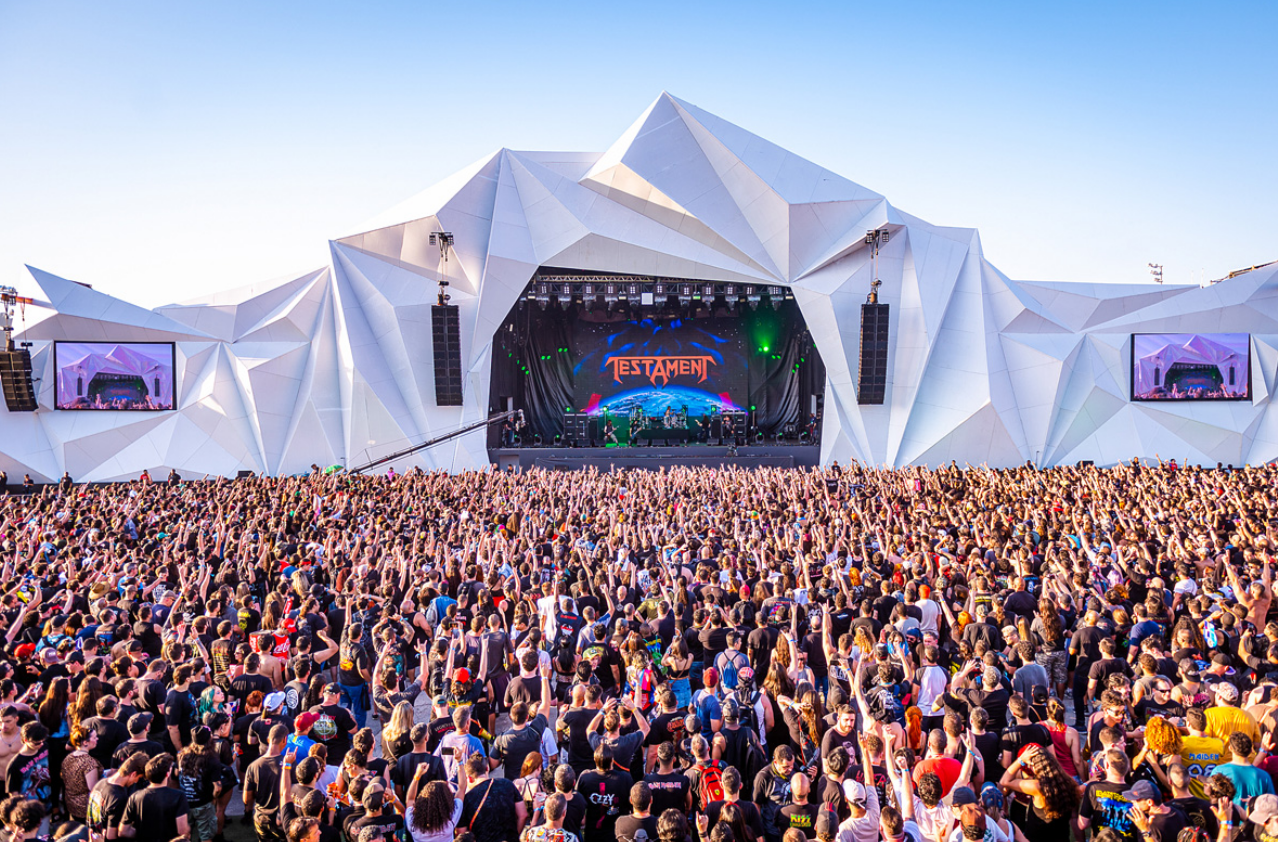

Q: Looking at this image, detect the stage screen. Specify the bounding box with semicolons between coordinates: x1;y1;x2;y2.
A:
54;342;176;411
489;293;823;443
573;317;749;418
1131;333;1250;401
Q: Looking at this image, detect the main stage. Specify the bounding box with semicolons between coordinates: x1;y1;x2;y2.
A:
489;444;820;471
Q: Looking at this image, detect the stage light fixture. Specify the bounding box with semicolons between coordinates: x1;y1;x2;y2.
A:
746;286;761;310
653;283;668;307
702;284;714;299
678;283;693;308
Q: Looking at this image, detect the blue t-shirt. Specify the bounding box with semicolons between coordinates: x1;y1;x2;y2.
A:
1213;762;1275;804
693;690;722;742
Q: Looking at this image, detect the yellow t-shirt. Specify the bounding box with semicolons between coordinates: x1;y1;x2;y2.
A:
1180;734;1225;798
1205;705;1258;745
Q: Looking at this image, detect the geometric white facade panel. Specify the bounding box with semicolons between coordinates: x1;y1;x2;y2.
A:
3;93;1275;478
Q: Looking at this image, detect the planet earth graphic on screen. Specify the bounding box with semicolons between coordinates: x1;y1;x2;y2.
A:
590;386;741;417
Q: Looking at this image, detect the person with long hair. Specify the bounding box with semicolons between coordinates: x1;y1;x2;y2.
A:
760;661;794;754
661;637;693;709
716;801;753;842
38;676;71;814
380;700;415;761
1042;699;1084;780
68;677;104;734
512;752;544;817
999;743;1082;842
60;725;100;822
781;684;823;773
1032;598;1068;699
405;766;466;842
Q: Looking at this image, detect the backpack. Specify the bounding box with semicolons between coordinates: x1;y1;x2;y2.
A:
426;660;448;698
698;761;726;809
867;684;904;724
739;727;768;785
717;650;747;692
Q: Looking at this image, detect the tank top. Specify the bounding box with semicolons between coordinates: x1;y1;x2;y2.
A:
1045;722;1078;777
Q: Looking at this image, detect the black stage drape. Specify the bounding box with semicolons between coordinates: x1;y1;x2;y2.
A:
490;300;824;442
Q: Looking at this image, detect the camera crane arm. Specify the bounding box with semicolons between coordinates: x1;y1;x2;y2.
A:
349;409;524;474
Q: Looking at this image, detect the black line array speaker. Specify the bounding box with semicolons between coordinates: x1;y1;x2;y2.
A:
857;303;889;405
431;304;463;406
0;350;37;412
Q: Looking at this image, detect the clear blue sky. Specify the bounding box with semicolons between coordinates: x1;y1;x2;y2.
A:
1;1;1274;308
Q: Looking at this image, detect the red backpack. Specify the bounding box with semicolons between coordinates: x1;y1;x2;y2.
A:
698;760;726;809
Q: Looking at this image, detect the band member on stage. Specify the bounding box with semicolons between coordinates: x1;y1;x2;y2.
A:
501;416;515;447
604;417;618;444
723;413;735;443
663;406;676;428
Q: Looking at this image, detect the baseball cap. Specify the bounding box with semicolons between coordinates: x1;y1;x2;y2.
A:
959;803;987;838
721;699;739;722
815;809;840;838
703;667;719;686
264;691;286;710
846;780;868;806
323;682;341;696
452;668;471;683
1215;682;1240;702
950;786;978;806
980;782;1004;809
1212;652;1232;666
294;711;320;733
1122;780;1162;802
13;644;34;659
1250;794;1278;825
432;694;448;708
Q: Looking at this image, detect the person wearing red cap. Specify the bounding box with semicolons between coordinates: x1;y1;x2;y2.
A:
287;711;319;759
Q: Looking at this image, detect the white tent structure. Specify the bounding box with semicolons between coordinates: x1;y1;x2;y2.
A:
6;93;1278;480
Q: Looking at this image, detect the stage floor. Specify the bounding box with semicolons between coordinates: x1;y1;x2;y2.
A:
489;444;820;471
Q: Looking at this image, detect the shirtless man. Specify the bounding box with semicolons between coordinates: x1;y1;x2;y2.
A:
0;706;24;781
1227;554;1272;628
254;632;286;688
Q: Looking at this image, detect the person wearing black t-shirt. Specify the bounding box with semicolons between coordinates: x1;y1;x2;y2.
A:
457;753;523;842
577;744;632;841
229;654;274;705
390;724;446;801
118;753;190;841
87;753;147;838
1071;612;1107;727
243;724;289;842
999;696;1053;767
614;782;659;842
310;684;359;763
1135;680;1186;725
164;664;198;751
646;741;691;815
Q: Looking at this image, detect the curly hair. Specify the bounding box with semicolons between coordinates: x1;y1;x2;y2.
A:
1023;745;1080;822
411;781;456;834
1144;717;1183;755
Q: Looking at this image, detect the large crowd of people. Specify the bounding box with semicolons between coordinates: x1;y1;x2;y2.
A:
0;458;1275;842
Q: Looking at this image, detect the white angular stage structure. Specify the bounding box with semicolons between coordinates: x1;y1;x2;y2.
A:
7;93;1278;480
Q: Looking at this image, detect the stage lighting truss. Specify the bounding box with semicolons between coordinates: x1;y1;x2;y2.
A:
525;277;790;312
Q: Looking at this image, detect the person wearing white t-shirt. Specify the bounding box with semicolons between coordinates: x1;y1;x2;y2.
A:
836;734;881;842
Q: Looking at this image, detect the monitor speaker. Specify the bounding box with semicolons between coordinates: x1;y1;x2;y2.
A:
431;304;463;406
857;303;889;405
0;350;37;412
